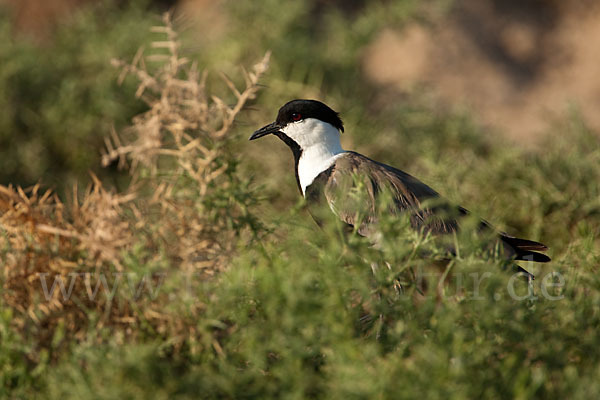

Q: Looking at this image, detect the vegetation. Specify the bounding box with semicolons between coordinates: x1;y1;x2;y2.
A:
1;1;599;399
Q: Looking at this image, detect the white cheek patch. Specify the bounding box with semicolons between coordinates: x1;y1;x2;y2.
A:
280;118;345;195
280;120;313;148
280;118;341;149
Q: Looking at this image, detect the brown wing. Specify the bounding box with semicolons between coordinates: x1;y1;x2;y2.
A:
317;152;461;237
305;152;550;263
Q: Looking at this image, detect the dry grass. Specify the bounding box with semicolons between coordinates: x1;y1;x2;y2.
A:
0;12;270;358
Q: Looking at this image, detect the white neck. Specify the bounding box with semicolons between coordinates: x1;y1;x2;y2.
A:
281;118;345;195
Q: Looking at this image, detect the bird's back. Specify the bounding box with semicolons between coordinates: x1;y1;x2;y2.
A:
305;151;550;263
306;151;461;235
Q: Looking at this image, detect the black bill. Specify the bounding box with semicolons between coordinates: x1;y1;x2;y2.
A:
249;122;281;141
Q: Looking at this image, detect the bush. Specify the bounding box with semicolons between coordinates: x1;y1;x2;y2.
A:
1;12;269;395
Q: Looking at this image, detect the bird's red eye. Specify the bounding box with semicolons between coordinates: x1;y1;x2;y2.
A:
292;113;302;121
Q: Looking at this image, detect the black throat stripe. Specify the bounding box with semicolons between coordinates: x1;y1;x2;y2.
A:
274;131;303;195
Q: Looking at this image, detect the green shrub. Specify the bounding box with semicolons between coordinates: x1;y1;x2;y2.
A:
0;1;154;193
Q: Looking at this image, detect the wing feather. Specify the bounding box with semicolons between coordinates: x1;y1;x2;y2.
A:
322;152;459;235
306;152;550;263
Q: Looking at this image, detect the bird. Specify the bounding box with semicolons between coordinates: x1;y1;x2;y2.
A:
249;99;550;271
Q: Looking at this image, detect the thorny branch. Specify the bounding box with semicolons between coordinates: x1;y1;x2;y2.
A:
0;11;270;354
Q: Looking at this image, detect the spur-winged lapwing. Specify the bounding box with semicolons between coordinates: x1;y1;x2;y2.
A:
250;99;550;267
